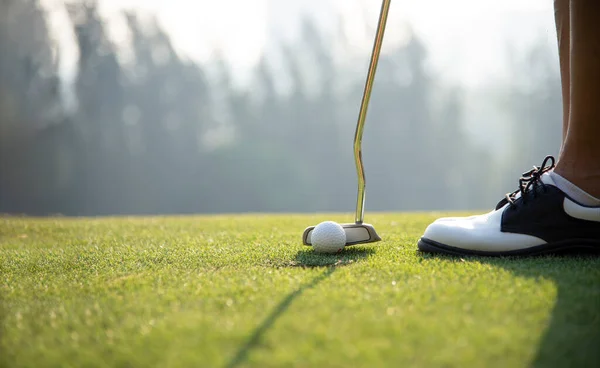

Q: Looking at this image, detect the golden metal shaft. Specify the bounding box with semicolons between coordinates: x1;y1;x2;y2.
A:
354;0;391;224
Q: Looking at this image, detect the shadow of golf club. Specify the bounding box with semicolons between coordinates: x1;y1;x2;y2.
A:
419;251;600;367
0;294;6;364
225;267;335;368
225;248;373;368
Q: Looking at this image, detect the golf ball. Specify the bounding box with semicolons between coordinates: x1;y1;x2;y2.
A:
311;221;346;253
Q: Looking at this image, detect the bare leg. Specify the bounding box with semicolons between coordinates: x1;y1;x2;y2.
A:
555;0;571;146
554;0;600;197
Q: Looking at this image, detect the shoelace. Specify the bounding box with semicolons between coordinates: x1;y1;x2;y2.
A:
495;155;556;210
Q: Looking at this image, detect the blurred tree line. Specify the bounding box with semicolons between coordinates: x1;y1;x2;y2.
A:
0;0;562;216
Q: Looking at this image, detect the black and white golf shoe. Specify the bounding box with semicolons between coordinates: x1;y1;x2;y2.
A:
418;156;600;257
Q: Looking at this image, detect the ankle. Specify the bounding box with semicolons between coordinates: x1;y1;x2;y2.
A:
553;163;600;198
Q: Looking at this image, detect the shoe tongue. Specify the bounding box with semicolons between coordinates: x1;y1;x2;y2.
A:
540;171;556;186
516;172;555;199
495;171;556;210
498;172;554;206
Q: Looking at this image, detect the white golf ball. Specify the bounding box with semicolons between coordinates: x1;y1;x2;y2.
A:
311;221;346;253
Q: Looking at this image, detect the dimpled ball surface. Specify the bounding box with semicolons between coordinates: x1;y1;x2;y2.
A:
311;221;346;253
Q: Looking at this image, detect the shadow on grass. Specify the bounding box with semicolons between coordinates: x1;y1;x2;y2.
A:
419;252;600;368
225;247;373;368
0;294;5;367
225;267;335;368
290;246;376;268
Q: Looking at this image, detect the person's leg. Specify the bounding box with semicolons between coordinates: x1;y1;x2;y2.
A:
555;0;571;146
416;0;600;257
553;0;600;197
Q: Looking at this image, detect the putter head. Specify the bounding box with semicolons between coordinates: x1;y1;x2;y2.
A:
302;223;382;247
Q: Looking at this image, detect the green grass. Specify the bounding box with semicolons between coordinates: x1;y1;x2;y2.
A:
1;213;599;368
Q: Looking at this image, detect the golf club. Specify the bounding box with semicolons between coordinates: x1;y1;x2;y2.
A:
303;0;390;246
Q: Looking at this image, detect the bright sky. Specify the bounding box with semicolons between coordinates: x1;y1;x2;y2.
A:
44;0;557;87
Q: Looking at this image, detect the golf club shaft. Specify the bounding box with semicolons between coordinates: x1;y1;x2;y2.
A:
354;0;391;224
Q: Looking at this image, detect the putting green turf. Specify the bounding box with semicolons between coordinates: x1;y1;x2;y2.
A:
1;213;599;368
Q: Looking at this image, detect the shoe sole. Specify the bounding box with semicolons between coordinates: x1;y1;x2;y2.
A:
418;237;600;257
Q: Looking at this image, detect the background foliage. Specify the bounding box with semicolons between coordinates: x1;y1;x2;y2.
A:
0;0;562;215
